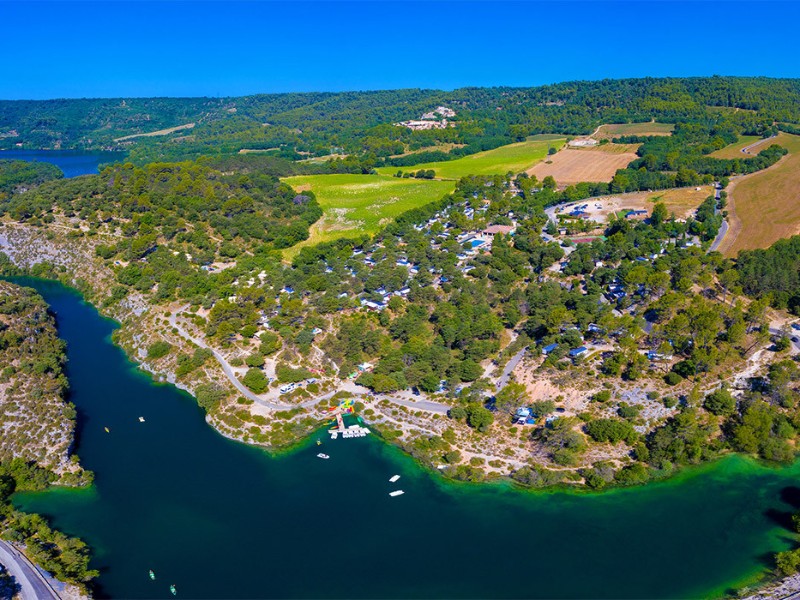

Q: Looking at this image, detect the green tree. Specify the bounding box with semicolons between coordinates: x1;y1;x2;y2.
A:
242;368;268;393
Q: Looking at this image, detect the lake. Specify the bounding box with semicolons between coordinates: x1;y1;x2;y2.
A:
0;150;125;178
8;277;800;599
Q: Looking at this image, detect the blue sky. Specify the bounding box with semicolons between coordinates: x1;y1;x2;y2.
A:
2;1;799;99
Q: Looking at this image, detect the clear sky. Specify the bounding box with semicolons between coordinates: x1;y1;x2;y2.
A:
2;0;799;99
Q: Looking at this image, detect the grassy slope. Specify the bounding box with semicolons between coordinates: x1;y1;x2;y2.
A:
708;136;760;159
282;174;455;254
375;139;565;179
721;132;800;257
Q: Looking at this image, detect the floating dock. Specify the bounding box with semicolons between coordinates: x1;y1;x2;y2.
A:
329;424;370;440
389;490;404;497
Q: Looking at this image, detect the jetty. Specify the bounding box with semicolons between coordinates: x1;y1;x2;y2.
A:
327;398;370;439
330;424;370;440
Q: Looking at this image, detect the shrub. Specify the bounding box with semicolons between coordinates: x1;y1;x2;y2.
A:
617;403;641;419
444;450;462;464
614;463;650;486
147;341;172;360
276;363;312;383
195;384;227;412
242;368;268;393
703;388;736;416
585;418;637;444
593;390;611;402
776;548;800;576
466;404;494;432
245;352;265;368
664;372;683;386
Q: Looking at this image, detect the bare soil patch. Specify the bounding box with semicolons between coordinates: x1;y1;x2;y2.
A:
527;147;638;184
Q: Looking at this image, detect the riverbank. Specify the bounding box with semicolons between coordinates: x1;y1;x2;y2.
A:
8;276;800;599
0;217;790;495
0;222;546;483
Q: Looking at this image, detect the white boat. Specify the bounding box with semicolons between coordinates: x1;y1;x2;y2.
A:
139;417;145;422
317;453;330;459
389;475;400;483
389;490;404;497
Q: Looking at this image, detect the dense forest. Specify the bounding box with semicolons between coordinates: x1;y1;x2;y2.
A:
0;160;322;271
3;77;800;166
0;160;63;197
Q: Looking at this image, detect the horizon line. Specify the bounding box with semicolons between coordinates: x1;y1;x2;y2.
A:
1;73;796;103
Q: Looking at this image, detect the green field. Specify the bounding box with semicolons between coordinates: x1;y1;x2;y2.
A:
375;138;565;180
282;173;455;254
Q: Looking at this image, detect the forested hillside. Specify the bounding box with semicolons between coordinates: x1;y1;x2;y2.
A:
1;160;322;267
3;77;800;165
1;76;800;492
0;160;62;197
0;282;87;483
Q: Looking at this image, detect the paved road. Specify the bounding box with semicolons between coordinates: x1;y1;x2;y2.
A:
167;308;291;410
0;540;60;600
708;183;728;253
167;308;452;415
709;219;729;253
386;396;450;414
496;347;527;391
769;324;800;353
741;133;778;155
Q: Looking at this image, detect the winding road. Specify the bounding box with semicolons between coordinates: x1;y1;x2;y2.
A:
0;540;60;600
167;308;451;415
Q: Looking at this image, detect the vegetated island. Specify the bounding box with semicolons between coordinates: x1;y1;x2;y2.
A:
0;281;96;597
4;75;800;594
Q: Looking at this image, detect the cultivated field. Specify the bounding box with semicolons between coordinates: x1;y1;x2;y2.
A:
282;174;455;253
527;145;638;184
593;122;674;139
719;132;800;257
375;138;565;180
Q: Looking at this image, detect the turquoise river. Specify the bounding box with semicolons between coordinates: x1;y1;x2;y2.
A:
8;277;800;599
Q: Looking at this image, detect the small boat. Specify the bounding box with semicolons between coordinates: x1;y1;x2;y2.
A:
149;570;155;580
389;490;404;497
104;427;110;433
139;417;145;423
317;453;330;459
170;584;177;596
389;475;400;483
316;439;321;446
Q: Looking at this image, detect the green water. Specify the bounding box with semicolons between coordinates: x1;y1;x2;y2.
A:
8;277;800;599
